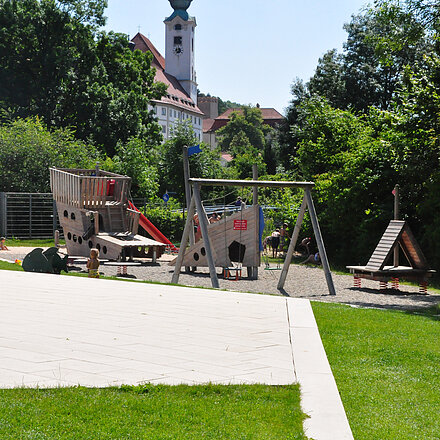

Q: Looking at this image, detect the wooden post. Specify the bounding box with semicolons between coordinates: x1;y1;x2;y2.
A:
0;192;6;237
252;164;258;206
183;146;196;272
94;211;100;235
249;164;259;280
172;195;196;284
277;194;307;290
193;182;220;288
304;189;336;296
393;184;400;267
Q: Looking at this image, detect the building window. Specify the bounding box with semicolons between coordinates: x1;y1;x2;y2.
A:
178;111;181;118
174;24;182;30
162;125;166;134
174;36;182;45
190;115;193;122
174;110;177;117
162;107;166;116
192;38;194;52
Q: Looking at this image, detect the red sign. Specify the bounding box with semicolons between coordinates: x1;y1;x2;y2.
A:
233;220;248;231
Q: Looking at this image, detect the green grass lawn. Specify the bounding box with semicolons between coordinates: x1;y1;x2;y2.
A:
4;238;64;247
0;384;308;440
313;302;440;440
0;260;24;271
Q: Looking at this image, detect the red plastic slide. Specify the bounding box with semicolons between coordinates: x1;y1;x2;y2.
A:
128;201;178;252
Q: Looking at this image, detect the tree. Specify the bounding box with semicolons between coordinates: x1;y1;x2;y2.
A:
308;49;347;109
0;118;101;192
112;137;159;200
158;121;226;204
342;6;428;112
217;107;267;154
0;0;165;156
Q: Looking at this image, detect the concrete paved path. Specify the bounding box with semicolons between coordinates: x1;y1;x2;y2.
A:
0;270;353;439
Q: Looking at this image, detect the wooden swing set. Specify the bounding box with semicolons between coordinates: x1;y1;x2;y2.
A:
171;178;336;296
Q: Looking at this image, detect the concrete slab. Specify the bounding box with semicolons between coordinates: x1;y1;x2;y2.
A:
288;299;354;440
0;270;353;439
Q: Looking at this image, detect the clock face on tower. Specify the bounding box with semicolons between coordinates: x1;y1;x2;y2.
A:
173;45;184;55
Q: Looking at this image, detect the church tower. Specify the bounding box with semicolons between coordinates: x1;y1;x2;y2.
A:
164;0;197;103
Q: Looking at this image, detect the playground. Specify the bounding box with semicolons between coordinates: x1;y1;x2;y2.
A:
1;167;439;440
1;246;438;311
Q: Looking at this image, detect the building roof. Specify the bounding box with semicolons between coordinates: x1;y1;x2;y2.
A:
132;33;165;70
204;107;285;133
202;118;216;132
132;32;203;115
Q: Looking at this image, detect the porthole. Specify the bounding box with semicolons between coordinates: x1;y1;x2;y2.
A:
73;235;77;242
78;237;83;245
63;210;68;218
67;232;72;240
194;252;199;261
103;246;107;255
96;243;101;251
71;212;76;220
201;247;206;256
88;240;93;248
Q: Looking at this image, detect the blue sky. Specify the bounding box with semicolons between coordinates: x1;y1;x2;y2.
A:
104;0;370;115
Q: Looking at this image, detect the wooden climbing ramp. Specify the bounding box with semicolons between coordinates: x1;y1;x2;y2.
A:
347;220;435;290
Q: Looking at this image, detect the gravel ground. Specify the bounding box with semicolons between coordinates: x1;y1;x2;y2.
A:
2;247;439;311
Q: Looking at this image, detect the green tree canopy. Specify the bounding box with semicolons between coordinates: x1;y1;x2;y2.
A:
0;118;101;192
0;0;166;156
158;121;226;204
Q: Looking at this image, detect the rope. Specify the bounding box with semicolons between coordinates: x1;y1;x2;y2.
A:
202;189;236;204
223;186;228;269
238;186;244;271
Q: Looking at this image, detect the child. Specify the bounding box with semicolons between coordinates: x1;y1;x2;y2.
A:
279;223;290;252
87;248;100;278
300;252;321;265
299;237;311;256
209;212;221;224
271;229;281;258
0;237;8;251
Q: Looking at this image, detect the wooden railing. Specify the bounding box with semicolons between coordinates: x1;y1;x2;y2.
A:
126;208;140;235
50;168;131;208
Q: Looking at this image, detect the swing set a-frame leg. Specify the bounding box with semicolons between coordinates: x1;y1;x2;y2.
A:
277;190;336;296
172;195;196;285
278;195;307;290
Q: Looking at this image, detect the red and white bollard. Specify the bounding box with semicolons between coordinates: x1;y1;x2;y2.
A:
117;265;128;276
379;281;388;290
391;277;400;290
419;281;428;295
353;276;362;288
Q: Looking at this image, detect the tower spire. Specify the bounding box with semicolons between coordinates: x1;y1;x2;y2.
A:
166;0;193;21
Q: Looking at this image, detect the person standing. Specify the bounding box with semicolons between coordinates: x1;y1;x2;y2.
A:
271;229;281;258
279;223;290;252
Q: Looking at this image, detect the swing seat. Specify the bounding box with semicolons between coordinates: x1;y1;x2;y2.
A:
223;266;242;280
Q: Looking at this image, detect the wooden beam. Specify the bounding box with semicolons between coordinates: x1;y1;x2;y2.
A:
193;182;220;289
304;189;336;296
189;178;314;189
277;194;307;290
171;195;196;284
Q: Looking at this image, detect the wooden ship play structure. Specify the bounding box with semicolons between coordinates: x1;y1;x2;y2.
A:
50;167;166;261
347;185;435;293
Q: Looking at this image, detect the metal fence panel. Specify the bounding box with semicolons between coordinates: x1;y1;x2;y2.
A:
0;193;62;239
